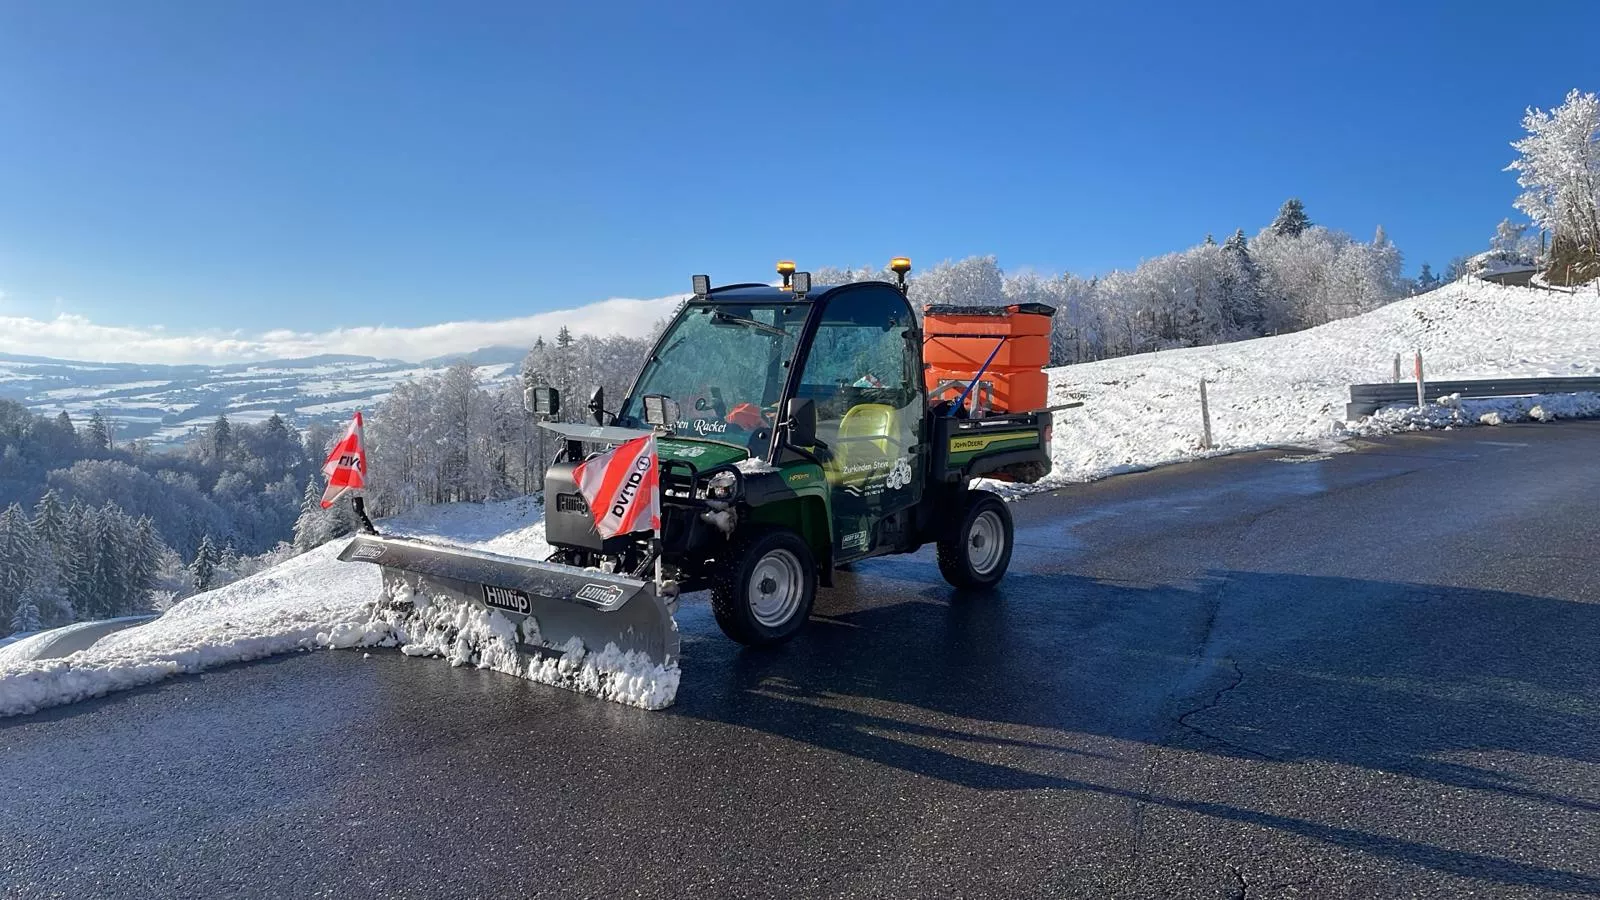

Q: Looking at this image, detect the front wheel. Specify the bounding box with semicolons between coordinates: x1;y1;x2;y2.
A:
937;490;1014;589
712;528;818;646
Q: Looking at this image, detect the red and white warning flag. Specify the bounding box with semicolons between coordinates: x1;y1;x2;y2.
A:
320;412;369;509
573;434;660;539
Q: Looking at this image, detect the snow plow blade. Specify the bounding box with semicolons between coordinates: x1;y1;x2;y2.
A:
339;534;680;709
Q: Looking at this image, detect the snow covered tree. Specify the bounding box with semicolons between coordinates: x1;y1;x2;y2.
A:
1220;229;1266;335
436;360;489;503
86;504;128;618
1413;263;1441;294
293;476;331;551
32;490;67;550
27;543;70;627
126;517;162;611
0;503;39;626
210;414;233;463
1491;218;1530;256
84;411;110;452
9;590;41;635
58;504;95;621
811;263;892;286
1271;198;1312;238
191;535;219;592
911;256;1006;308
1507;89;1600;284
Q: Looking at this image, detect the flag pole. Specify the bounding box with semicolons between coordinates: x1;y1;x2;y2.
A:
352;409;377;534
353;496;378;535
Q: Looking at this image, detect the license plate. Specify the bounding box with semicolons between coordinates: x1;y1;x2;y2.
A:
481;584;532;615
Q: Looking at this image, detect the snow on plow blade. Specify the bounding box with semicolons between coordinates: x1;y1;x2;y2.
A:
339;534;680;709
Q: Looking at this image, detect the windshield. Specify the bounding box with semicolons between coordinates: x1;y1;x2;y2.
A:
618;302;808;441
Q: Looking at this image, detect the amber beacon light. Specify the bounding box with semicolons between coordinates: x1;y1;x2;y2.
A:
890;256;912;293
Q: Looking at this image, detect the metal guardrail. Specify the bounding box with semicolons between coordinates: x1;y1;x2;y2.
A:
1347;377;1600;419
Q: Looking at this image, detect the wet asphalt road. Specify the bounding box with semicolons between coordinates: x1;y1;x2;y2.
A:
4;422;1599;899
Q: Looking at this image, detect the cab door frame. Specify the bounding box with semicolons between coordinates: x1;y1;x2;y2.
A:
778;283;927;563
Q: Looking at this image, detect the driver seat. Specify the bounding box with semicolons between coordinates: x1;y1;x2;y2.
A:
829;403;900;482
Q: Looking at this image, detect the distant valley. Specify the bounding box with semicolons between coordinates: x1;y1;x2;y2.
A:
0;347;527;447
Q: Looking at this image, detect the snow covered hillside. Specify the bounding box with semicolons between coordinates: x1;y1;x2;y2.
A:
1044;280;1600;482
0;498;679;717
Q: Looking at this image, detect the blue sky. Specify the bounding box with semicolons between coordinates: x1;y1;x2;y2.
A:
1;0;1596;348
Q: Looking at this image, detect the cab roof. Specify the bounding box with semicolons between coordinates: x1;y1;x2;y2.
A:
699;281;903;305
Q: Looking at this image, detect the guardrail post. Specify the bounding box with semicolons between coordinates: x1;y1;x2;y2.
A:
1393;354;1402;383
1199;378;1213;449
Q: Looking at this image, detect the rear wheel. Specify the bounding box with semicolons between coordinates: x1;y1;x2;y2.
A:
712;528;818;646
937;490;1014;589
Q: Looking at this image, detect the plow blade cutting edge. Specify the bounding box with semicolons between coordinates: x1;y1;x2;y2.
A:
339;534;681;709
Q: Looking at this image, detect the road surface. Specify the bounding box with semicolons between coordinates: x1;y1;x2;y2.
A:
4;422;1598;898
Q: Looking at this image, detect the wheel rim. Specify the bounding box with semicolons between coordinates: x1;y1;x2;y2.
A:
968;510;1006;575
748;548;805;628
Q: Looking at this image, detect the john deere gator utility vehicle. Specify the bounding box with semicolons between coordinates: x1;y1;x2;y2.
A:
341;259;1055;706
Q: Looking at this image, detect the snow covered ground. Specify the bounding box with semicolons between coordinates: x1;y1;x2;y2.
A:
0;498;679;718
1042;280;1600;483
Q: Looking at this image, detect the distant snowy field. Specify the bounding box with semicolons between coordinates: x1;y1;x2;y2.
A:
1043;280;1600;482
0;355;521;446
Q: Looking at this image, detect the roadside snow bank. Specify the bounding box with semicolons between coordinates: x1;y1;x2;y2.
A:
1044;281;1600;482
0;498;685;718
0;540;387;717
1351;391;1600;434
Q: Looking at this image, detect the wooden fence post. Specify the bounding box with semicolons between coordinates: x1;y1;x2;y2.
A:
1414;350;1425;408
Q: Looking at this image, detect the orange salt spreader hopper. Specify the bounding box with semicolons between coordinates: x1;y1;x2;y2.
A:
923;302;1055;415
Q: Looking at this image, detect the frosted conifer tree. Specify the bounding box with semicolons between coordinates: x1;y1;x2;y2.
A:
0;504;39;626
10;590;42;635
1271;198;1312;237
87;504;127;618
85;411;111;452
192;535;219;592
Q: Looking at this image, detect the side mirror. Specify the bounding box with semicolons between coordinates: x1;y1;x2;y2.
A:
524;386;560;417
783;398;817;447
641;394;680;428
588;387;606;425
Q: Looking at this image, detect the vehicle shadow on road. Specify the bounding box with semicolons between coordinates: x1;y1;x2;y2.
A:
673;565;1600;894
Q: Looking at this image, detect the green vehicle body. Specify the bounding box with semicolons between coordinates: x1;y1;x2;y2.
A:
539;279;1053;592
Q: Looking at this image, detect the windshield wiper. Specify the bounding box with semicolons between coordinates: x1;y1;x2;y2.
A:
711;310;787;338
651;335;688;362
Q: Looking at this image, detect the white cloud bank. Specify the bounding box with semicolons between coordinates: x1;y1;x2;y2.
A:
0;294;687;365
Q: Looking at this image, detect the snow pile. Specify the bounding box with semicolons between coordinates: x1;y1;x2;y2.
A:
1351;391;1600;433
373;583;679;710
734;458;778;474
1043;281;1600;482
0;497;678;717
